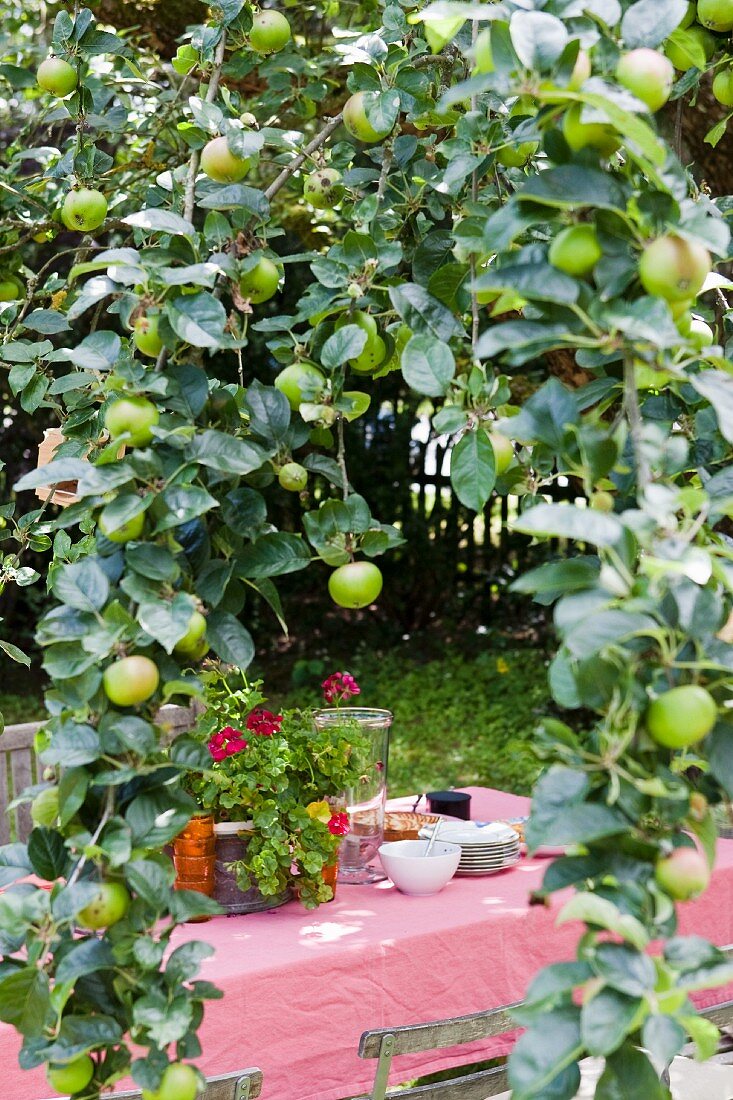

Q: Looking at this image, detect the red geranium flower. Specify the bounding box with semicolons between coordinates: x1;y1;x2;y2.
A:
208;725;248;761
328;811;350;837
322;671;361;705
246;708;283;737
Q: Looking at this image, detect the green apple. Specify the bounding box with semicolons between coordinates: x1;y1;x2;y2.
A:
336;309;378;342
666;26;717;70
61;188;108;232
549;224;602;277
697;0;733;31
103;655;160;706
173;611;208;659
616;49;674;112
328;561;383;608
98;507;145;544
133;312;163;358
274;363;325;409
488;431;514;475
278;462;308;491
250;11;291;53
37;57;78;97
142;1063;200;1100
104;396;159;447
0;276;23;301
31;787;60;828
638;235;711;302
562;103;620;156
496;141;538;168
342;92;393;144
646;684;717;748
655;847;710;900
713;68;733;107
303;168;344;209
351;334;386;374
568;49;592;90
46;1055;94;1095
77;882;131;930
200;136;251;183
239;255;280;303
590;490;615;512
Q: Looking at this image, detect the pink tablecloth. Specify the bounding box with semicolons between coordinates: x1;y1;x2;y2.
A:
6;786;733;1100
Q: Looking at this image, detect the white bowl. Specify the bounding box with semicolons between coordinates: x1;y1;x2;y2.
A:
378;839;461;896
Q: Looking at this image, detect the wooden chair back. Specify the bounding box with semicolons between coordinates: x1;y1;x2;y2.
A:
356;944;733;1100
1;705;198;845
41;1067;263;1100
355;1003;519;1099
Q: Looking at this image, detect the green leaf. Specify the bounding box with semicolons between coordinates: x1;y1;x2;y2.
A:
207;610;255;668
154;486;219;533
123;209;196;237
511;558;600;604
236;532;311;578
401;334;455;396
691;371;733;443
472;261;579;306
518;166;626;212
595;1044;670;1099
513;502;624;548
245;381;290;443
166;292;228;349
0;640;30;666
556;893;649;951
450;430;496;511
593;943;656;998
21;310;70;334
165;941;215;985
138;592;197;654
510;11;568;71
43;1014;123;1061
40;724;102;767
581;988;641;1056
499;378;579;449
321;325;368;368
508;1005;583;1099
0;969;51;1037
190;430;269;475
680;1014;721;1062
527;767;630;853
125;859;176;908
621;0;687;48
0;844;33;889
27;828;67;881
55;938;115;985
642;1015;686;1069
389;284;463;341
52;559;110;612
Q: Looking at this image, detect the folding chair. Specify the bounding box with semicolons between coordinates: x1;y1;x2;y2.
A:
354;1004;519;1099
42;1067;263;1100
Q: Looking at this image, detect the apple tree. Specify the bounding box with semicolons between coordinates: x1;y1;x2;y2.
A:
1;0;733;1095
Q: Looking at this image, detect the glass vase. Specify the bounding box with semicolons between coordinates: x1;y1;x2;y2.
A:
314;707;392;885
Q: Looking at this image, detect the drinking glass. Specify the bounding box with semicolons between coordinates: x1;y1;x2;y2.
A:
313;707;392;884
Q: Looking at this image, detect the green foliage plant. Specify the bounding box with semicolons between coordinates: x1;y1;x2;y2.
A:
187;667;367;908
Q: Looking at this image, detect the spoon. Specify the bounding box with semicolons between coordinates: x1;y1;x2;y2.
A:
424;817;441;858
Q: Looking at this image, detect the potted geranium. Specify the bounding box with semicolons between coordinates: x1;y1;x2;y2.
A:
182;667;367;911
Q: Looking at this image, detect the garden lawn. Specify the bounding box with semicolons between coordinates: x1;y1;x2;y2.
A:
280;646;552;797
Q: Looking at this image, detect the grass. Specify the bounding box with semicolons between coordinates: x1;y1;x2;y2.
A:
0;692;45;728
278;643;553;797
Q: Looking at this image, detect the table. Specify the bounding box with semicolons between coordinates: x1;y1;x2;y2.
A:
6;786;733;1100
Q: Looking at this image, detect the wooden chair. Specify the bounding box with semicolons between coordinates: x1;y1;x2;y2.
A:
354;1003;519;1099
42;1067;263;1100
355;948;733;1100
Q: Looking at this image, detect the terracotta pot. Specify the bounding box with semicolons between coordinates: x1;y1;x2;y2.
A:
173;815;216;922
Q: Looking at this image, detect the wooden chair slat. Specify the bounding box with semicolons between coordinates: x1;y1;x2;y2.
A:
1;722;43;751
10;747;34;841
351;1064;508;1100
358;1006;519;1058
0;750;9;847
40;1067;263;1100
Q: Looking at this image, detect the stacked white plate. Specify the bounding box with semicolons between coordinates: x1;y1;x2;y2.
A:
418;821;521;876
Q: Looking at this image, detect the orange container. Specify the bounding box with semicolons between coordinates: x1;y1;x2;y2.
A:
323;862;338;902
173;815;215;922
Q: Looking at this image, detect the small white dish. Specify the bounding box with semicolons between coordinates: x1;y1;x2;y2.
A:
378;839;461;896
